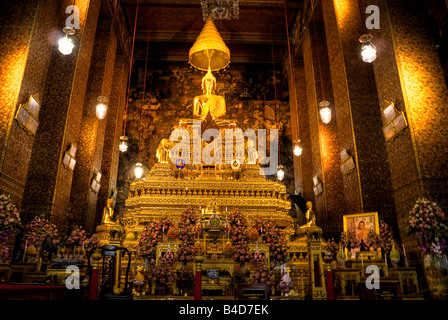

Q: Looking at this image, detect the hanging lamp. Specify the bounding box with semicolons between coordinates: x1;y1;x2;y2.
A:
58;27;75;55
312;12;333;124
358;0;377;63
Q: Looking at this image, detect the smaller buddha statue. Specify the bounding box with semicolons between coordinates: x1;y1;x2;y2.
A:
299;201;316;230
246;139;258;164
156;138;171;163
101;198;115;225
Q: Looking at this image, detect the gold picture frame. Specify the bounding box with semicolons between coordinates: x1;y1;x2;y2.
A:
343;212;381;257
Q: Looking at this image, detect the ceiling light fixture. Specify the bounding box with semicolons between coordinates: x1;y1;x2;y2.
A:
58;27;75;55
201;0;239;21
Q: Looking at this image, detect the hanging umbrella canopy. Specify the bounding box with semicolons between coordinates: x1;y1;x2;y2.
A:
189;18;230;71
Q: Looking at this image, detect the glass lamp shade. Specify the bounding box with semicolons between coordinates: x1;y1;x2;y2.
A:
319;101;332;124
277;165;285;181
359;34;377;63
293;139;303;156
58;27;75;55
96;103;107;119
119;136;129;152
96;96;108;120
134;162;143;179
58;35;74;55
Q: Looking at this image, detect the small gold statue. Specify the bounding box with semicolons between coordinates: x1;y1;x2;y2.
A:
300;201;316;229
156;138;170;163
193;66;226;120
101;198;115;225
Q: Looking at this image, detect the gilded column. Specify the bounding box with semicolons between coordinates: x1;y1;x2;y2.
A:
302;21;346;237
0;0;59;205
22;0;102;227
366;0;448;260
95;55;128;227
322;0;395;219
69;12;117;233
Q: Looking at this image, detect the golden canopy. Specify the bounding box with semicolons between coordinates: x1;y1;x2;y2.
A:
189;18;230;71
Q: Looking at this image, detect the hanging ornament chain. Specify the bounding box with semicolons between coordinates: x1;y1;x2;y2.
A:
139;23;150;164
123;0;140;138
312;9;326;102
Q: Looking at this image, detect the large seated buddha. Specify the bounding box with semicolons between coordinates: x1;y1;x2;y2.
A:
180;66;235;128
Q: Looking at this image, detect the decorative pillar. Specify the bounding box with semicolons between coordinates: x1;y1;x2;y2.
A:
194;253;204;300
95;55;128;226
89;249;102;300
322;0;396;217
22;0;102;227
0;0;59;205
302;19;346;237
365;0;448;261
306;226;326;300
323;255;335;300
69;11;117;233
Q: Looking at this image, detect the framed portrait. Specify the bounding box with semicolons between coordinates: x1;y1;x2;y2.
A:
343;212;380;243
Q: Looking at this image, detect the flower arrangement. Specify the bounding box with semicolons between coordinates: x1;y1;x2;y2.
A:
176;266;194;292
406;198;448;257
340;231;360;251
379;220;396;254
150;260;176;284
177;208;199;262
253;264;275;285
23;216;59;249
253;216;288;266
66;225;87;247
323;238;339;260
137;214;172;259
0;194;22;261
83;234;100;253
229;210;251;263
363;229;382;251
0;194;22;235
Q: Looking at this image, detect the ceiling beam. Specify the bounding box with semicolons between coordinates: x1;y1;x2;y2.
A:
121;0;302;9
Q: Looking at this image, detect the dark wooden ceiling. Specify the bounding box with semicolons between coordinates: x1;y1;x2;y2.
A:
119;0;303;64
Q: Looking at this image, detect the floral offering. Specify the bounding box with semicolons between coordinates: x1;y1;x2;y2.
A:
407;198;448;257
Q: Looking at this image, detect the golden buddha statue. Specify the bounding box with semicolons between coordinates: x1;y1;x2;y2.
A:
101;198;115;225
179;66;234;128
156;138;170;163
194;66;226;120
299;201;316;230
